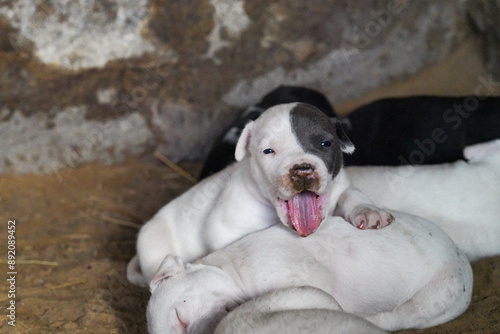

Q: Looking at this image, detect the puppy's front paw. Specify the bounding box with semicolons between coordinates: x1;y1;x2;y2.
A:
346;206;394;230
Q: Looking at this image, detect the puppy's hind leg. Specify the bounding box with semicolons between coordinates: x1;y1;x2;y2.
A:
364;258;473;331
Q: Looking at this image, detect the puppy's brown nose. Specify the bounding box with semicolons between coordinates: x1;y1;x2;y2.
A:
292;163;315;175
290;163;317;191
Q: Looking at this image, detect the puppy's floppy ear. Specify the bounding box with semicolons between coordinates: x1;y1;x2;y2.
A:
332;119;355;154
336;117;352;132
149;255;185;292
235;121;254;161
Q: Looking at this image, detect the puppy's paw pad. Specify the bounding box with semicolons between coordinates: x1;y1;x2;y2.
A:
349;206;394;230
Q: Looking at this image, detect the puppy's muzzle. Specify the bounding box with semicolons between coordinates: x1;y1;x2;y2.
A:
289;163;319;192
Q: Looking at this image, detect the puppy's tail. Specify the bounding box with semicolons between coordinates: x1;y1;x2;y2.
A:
126;255;148;288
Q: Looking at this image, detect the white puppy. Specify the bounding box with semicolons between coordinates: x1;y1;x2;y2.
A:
214;287;388;334
346;139;500;261
128;103;393;286
147;212;472;333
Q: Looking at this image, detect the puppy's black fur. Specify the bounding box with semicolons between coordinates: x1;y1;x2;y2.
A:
344;95;500;165
290;103;352;176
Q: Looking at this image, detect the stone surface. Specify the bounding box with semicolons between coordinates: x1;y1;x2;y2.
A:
223;1;466;107
0;107;154;173
151;100;229;162
466;0;500;80
0;0;155;70
0;0;494;174
203;0;251;64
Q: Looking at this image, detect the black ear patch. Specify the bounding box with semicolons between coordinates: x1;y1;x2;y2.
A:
334;120;355;154
290;103;350;177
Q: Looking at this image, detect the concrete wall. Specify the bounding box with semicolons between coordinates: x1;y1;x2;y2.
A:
0;0;497;173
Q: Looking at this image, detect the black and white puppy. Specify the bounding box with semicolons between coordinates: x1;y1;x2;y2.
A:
197;90;500;261
128;103;392;287
199;85;336;180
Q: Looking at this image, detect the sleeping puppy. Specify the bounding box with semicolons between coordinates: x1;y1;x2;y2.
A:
127;103;393;287
346;139;500;261
147;212;472;333
344;95;500;166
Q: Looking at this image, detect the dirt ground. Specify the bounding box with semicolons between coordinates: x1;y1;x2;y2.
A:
0;158;499;334
1;37;500;333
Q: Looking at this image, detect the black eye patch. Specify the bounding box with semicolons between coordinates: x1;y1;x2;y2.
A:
290;103;344;176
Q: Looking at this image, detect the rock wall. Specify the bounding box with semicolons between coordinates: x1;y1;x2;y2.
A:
466;0;500;80
0;0;492;174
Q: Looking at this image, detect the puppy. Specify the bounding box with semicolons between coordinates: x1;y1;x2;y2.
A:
147;212;472;333
346;139;500;261
128;103;393;286
344;95;500;165
199;85;336;180
214;287;388;334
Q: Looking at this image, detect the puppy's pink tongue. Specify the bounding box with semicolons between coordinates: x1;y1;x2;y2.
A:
288;191;322;237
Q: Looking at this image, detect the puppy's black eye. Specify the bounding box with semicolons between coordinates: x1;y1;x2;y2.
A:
263;148;275;154
321;141;332;147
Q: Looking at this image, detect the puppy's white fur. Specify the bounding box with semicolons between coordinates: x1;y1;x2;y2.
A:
346;139;500;261
147;212;472;333
128;103;391;286
214;287;388;334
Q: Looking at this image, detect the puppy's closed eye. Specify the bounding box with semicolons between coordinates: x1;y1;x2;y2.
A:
224;301;242;313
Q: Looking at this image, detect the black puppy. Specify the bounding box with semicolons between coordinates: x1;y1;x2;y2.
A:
198;86;336;180
344;95;500;165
